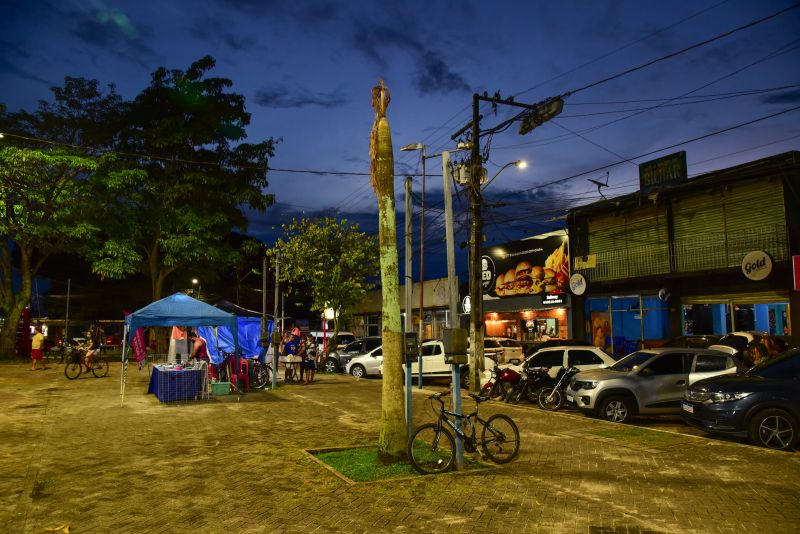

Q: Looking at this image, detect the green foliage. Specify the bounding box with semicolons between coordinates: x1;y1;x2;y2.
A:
314;447;416;482
270;217;379;316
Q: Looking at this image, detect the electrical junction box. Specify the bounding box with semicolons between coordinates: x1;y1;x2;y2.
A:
443;328;468;365
403;332;419;364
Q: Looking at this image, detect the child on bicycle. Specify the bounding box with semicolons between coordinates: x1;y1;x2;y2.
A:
85;329;101;370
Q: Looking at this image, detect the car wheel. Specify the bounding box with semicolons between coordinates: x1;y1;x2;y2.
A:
749;408;797;451
460;367;470;390
350;364;366;379
323;357;338;373
599;395;633;423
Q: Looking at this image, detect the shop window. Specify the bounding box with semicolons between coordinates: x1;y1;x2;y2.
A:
734;303;790;336
366;315;380;337
587;298;611;349
683;304;731;336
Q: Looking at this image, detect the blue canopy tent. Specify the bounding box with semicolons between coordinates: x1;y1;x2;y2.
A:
119;293;239;404
196;301;273;364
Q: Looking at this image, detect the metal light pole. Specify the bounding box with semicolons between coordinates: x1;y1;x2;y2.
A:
404;175;414;436
272;251;280;390
442;151;459;327
400;143;426;343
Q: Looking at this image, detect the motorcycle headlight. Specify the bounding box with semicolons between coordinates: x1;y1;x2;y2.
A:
571;379;598;391
708;391;752;404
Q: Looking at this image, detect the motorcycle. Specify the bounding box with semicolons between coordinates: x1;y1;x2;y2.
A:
479;363;521;400
537;366;582;411
504;366;551;405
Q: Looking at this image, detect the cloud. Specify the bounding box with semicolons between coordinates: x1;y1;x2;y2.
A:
413;51;470;95
70;8;161;69
253;86;349;108
760;88;800;105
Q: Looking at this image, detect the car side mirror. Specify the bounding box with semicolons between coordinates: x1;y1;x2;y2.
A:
638;366;654;377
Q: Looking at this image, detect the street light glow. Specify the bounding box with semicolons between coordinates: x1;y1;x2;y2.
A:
516;160;527;169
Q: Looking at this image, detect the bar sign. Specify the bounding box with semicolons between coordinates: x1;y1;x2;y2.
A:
794;256;800;291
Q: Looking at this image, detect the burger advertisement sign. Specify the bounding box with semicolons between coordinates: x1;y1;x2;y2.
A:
482;234;570;299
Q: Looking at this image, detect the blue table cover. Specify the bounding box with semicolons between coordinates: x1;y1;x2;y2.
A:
148;366;203;403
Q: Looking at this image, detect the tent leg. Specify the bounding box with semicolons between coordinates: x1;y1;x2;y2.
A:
120;326;129;406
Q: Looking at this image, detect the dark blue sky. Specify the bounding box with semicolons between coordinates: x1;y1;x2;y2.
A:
3;0;799;281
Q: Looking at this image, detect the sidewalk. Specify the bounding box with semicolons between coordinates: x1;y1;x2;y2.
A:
1;361;798;533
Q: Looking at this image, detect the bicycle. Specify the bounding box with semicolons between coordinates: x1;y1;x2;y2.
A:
64;344;110;380
407;390;520;475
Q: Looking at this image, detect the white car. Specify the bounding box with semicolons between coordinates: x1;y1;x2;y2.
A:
380;340;496;389
484;337;524;364
345;345;383;378
508;345;617;379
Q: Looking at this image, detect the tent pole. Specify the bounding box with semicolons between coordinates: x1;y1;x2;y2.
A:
120;325;129;406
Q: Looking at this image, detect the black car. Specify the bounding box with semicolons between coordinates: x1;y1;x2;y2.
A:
681;348;800;451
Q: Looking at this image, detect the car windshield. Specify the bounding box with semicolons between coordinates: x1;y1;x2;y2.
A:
747;349;800;378
610;351;654;372
484;340;500;349
714;334;749;353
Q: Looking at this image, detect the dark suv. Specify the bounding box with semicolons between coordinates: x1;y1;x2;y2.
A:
682;348;800;451
323;337;382;373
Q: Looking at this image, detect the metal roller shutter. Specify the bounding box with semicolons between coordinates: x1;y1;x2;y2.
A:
672;191;726;272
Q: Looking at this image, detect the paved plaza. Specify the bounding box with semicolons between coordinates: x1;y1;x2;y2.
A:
1;361;799;533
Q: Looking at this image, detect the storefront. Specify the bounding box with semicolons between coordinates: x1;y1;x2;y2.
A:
682;293;791;337
585;294;670;358
482;232;572;340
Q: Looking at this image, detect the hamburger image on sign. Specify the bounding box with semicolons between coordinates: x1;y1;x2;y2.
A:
543;268;557;292
531;265;544;294
503;268;517;296
495;273;506;296
514;261;534;294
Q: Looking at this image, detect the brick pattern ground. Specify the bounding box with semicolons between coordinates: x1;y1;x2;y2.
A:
1;362;798;533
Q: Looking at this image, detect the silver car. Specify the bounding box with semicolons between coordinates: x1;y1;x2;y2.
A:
567;347;740;423
345;345;383;378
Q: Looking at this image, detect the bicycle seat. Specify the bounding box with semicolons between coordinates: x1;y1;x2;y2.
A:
468;393;489;403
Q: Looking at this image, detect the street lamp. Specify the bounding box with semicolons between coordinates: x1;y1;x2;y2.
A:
401;142;427;341
191;278;200;298
481;160;527;191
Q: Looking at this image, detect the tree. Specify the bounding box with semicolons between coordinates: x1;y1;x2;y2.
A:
369;80;406;461
271;217;379;348
92;56;276;301
0;147;100;357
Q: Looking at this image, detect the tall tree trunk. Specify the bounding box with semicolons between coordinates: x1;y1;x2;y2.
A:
0;245;33;358
370;80;406;461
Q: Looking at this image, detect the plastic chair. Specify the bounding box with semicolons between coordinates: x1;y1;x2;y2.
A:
227;356;250;392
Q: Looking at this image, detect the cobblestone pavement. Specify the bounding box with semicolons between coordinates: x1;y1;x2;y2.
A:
1;361;799;533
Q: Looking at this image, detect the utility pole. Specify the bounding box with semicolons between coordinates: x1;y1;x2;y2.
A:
271;251;280;390
404;176;413;334
468;93;485;390
442;151;459;327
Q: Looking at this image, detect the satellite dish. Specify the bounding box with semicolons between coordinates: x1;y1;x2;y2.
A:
658;288;671;302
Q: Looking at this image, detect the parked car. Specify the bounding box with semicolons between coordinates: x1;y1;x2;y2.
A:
322;336;381;373
484;337;524;364
345;345;383;378
708;331;787;368
512;345;617;379
520;338;586;356
309;330;356;354
681;348;800;451
567;347;740;423
380;339;496;389
660;335;721;349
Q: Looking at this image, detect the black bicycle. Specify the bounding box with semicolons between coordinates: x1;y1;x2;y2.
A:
407;390;520;474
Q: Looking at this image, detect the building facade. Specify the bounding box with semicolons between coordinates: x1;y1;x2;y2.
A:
567;151;799;357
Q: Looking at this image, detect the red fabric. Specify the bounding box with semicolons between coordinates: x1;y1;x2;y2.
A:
31;348;43;361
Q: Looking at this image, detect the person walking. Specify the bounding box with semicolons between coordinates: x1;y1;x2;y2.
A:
30;326;46;371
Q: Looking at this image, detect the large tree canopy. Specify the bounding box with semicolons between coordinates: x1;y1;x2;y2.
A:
271;216;379;344
93;56;276;300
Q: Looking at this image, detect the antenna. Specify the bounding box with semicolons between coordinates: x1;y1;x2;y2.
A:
588;172;609;199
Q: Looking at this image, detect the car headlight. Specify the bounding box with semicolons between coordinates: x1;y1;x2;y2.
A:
708;392;752;403
571;379;598;391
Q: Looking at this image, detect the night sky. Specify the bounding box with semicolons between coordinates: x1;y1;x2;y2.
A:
3;0;799;281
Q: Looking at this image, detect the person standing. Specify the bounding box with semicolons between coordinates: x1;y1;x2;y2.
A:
30;326;46;371
303;334;317;384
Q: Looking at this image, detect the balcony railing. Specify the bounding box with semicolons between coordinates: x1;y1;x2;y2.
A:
576;225;788;282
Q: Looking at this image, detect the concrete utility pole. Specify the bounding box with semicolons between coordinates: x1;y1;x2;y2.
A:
442;151;459;327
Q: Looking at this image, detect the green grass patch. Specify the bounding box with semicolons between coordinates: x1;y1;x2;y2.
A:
315;447;417;482
588;427;686;447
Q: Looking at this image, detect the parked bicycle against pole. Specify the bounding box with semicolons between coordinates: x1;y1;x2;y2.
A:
407;390;520;474
64;344;110;379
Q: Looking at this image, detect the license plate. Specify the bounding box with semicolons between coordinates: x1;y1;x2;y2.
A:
566;393;574;404
681;401;693;414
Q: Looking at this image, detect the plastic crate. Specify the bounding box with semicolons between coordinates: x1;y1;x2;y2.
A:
211;381;231;396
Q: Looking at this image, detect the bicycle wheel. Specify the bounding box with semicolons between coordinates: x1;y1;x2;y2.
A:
252;365;271;389
91;359;110;378
537;387;564;411
481;414;520;464
407;423;456;475
65;362;82;380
